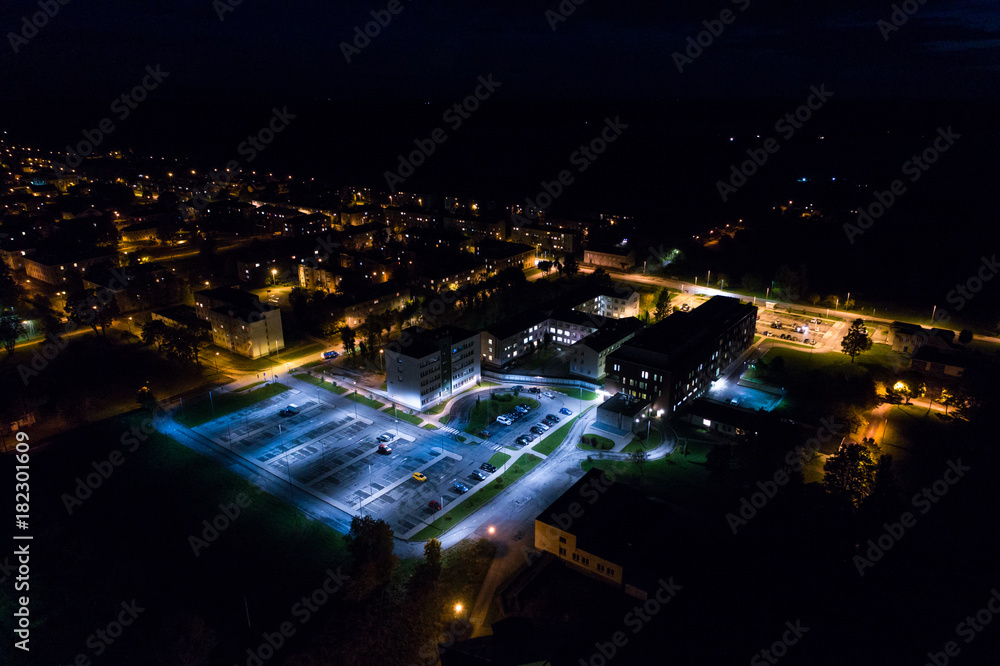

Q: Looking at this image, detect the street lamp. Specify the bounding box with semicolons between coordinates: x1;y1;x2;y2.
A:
271;268;277;286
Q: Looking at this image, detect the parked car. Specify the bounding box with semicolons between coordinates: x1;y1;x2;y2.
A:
536;422;550;431
513;385;524;392
681;303;691;312
516;435;531;446
377;443;392;454
453;482;469;494
412;472;427;482
542;392;555;398
322;350;339;359
496;415;512;425
279;404;299;417
528;387;541;393
477;429;491;438
546;414;560;422
377;432;395;443
472;470;487;480
530;426;545;435
515;405;529;413
480;463;497;473
428;500;442;511
560;408;572;415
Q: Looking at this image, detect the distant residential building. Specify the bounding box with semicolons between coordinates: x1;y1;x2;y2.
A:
909;347;968;378
606;296;757;419
572;285;640;319
510;223;578;255
584;246;636;271
475;240;535;274
546;308;602;347
23;250;116;285
281;212;333;237
194;287;284;359
679;397;770;440
338;250;394;284
480;311;549;368
120;221;159;243
298;264;342;293
414;254;487;291
386;325;481;411
341;222;385;250
384;206;434;232
569;317;645;380
444;215;506;242
328;281;411;328
151;304;212;333
403;227;474;253
888;321;956;355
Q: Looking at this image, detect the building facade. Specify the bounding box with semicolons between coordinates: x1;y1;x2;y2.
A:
385;325;481;411
194;287;285;359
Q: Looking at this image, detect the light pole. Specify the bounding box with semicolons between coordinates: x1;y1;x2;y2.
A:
209;390;215;419
213;353;219;376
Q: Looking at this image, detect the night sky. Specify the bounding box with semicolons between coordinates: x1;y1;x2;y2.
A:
2;0;997;104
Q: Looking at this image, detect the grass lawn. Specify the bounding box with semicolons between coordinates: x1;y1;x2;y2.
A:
0;418;350;665
295;373;348;394
559;388;599;401
388;410;423;426
412;454;542;540
487;452;512;467
582;440;722;510
422;423;438;430
577;434;616;451
533;408;590;455
426;402;448;415
623;428;664;453
296;359;326;370
346;392;385;410
440;415;450;425
178;382;290;427
464;395;541;434
234;380;265;392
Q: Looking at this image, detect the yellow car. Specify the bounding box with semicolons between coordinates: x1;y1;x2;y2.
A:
412;472;428;482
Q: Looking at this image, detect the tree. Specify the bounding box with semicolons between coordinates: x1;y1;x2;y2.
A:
136;386;157;412
628;448;650;485
897;371;925;405
343;515;398;601
562;253;579;278
0;315;26;356
65;289;120;337
26;294;61;338
542;331;552;351
141;319;170;351
339;325;356;357
841;318;873;363
588;267;612;289
939;388;955;415
959;329;973;345
823;442;879;508
807;293;821;306
0;261;24;311
654;289;672;321
538;260;553;274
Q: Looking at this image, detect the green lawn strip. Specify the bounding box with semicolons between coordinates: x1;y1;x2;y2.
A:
422;424;438;430
426;402;448;415
558;388;599;401
622;429;664;453
179;383;290;427
463;395;541;434
440;415;450;425
296;373;348;394
487;452;511;467
346;392;385;410
411;454;542;540
582;440;722;511
296;359;326;371
577;434;616;451
533;408;590;455
387;410;422;426
234;381;265;392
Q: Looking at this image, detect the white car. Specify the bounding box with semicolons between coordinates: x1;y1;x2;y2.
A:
496;415;512;425
542;392;555;398
536;422;550;431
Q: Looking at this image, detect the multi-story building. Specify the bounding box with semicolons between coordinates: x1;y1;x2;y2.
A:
545;308;602;347
583;246;637;271
510;223;578;255
193;287;285;359
480;311;549;368
281;212;333;237
22;250;116;285
328;281;411;328
415;256;488;291
534;468;673;600
298;264;342;293
605;296;756;419
569;317;645;380
443;214;506;242
888;321;956;355
475;240;535;274
386;325;481;411
571;286;640;319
